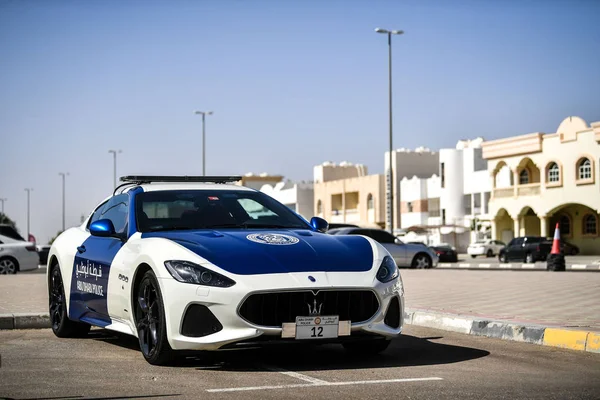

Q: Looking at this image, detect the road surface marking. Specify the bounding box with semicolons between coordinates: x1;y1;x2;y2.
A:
206;377;444;392
264;365;329;384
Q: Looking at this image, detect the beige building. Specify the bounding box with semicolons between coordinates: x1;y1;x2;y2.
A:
482;116;600;254
313;162;386;227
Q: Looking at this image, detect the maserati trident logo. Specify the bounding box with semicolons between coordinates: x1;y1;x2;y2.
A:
307;298;323;316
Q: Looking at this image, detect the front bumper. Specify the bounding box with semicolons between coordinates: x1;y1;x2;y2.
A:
158;271;405;351
467;247;486;256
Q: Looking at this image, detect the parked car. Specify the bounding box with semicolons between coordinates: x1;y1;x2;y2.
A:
498;236;552;263
0;239;39;274
47;175;404;365
467;239;506;258
327;223;359;230
329;228;438;268
37;244;51;265
561;241;579;256
430;245;458;262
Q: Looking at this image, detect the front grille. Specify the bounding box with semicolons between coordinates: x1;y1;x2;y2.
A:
238;290;379;327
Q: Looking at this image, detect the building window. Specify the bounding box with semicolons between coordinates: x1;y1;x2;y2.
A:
547;162;560;183
316;200;322;214
578;158;592;180
367;194;374;210
583;214;597;235
440;163;445;188
559;215;571;236
407;202;413;212
519;169;529;185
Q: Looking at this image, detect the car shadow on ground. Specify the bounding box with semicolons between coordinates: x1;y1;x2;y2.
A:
90;329;490;371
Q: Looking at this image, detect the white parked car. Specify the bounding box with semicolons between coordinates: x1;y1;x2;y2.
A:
47;175;404;365
0;235;39;274
467;239;506;258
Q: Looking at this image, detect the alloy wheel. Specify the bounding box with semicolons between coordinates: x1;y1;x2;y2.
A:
136;279;160;357
415;255;431;269
49;267;65;331
0;259;16;274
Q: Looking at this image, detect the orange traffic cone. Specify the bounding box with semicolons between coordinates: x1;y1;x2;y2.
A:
551;222;561;255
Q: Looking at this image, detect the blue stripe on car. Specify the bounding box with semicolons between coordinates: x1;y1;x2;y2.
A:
141;230;374;275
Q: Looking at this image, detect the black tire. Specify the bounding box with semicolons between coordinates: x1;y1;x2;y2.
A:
343;339;391;355
0;257;18;274
49;264;91;338
499;253;507;263
486;249;494;257
411;253;432;269
134;270;173;365
470;255;476;259
525;253;534;264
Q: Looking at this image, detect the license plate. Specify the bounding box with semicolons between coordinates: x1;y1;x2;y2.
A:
295;315;339;340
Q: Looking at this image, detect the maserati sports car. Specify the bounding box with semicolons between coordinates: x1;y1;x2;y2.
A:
47;176;405;365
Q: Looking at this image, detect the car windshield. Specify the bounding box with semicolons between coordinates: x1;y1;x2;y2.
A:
135;190;311;232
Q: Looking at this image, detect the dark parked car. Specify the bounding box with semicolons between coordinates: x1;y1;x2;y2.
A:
327;223;359;230
430;245;458;262
498;236;552;263
561;241;579;256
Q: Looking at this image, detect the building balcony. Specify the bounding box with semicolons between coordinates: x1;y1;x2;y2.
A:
517;183;540;197
493;187;513;198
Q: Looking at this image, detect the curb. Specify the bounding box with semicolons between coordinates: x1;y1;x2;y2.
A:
0;313;50;330
437;263;600;270
404;308;600;354
2;311;598;355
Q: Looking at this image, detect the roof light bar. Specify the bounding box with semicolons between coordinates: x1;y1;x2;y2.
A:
119;175;242;184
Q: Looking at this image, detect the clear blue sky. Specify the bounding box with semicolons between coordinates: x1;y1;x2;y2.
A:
1;0;599;243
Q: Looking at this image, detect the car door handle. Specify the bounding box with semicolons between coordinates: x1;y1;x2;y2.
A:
77;245;86;254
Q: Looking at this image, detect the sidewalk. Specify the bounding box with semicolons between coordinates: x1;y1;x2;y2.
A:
1;267;599;353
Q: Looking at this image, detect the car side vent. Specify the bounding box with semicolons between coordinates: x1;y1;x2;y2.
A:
181;304;223;337
384;296;400;329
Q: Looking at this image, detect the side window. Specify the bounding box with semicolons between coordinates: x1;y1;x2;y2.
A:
101;194;129;235
87;201;109;228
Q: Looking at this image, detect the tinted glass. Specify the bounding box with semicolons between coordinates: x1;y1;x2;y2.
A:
100;194;129;235
369;230;396;244
87;200;109;228
0;226;25;241
135;190;310;232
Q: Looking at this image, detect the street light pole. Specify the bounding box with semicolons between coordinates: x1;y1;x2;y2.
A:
24;188;33;238
108;150;122;189
59;172;69;231
0;198;6;214
194;110;213;176
375;27;404;235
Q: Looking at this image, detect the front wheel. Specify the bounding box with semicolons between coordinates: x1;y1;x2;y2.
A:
49;264;90;337
411;254;432;269
343;339;391;355
486;249;494;257
470;255;476;259
135;270;173;365
499;253;507;263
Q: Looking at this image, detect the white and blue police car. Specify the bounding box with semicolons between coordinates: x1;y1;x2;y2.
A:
47;176;404;365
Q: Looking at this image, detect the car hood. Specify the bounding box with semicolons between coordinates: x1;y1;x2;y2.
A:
142;229;375;275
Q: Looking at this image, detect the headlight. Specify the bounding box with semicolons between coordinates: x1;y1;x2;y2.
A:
164;260;236;287
376;256;399;283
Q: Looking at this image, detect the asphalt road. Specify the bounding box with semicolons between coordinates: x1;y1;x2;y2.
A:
1;326;598;400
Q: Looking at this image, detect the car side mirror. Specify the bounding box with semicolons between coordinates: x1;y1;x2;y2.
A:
310;217;329;233
89;219;116;237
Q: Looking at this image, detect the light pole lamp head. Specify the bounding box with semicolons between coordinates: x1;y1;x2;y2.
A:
194;110;213;116
375;27;404;35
